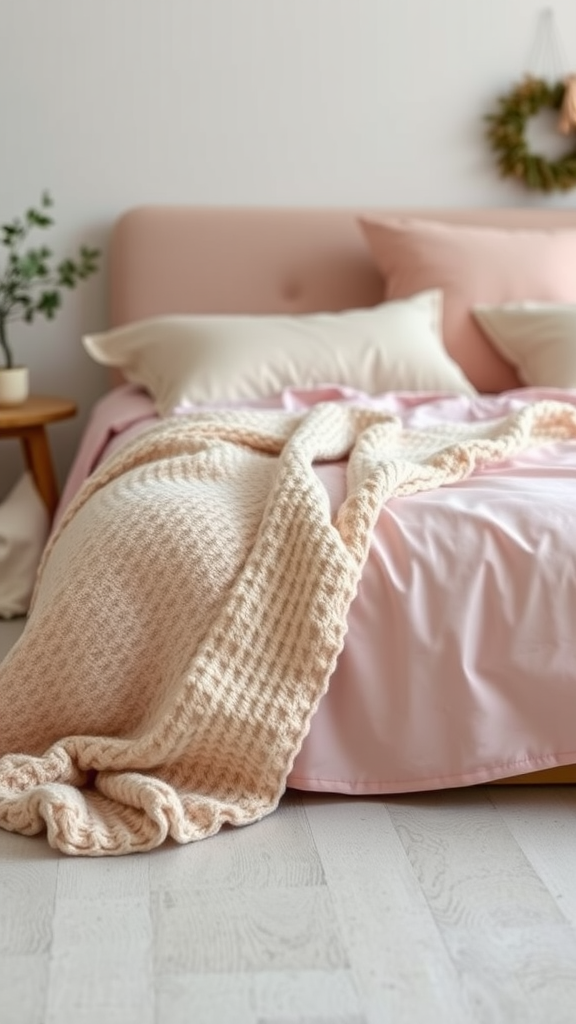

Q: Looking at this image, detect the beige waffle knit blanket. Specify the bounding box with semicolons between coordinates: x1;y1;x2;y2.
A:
1;399;575;856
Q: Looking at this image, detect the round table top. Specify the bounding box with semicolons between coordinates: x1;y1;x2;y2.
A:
0;394;77;430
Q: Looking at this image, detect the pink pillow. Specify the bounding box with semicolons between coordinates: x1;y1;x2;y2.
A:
358;216;576;392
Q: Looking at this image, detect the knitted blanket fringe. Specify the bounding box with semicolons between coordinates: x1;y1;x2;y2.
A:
0;399;574;855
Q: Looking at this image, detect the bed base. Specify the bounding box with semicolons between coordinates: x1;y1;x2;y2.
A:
494;765;576;785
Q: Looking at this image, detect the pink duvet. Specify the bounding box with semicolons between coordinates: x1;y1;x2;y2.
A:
56;384;576;793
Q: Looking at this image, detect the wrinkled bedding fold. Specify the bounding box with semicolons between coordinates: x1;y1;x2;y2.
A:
1;398;575;855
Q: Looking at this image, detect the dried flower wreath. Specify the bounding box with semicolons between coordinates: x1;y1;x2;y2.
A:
486;75;576;192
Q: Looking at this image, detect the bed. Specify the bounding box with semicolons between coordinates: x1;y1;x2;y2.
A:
2;204;576;856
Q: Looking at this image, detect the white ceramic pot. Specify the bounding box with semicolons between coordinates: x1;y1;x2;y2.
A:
0;366;29;406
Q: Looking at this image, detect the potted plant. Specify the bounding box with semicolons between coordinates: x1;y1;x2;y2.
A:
0;191;100;405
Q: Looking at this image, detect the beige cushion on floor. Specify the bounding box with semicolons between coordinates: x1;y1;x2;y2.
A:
0;472;49;619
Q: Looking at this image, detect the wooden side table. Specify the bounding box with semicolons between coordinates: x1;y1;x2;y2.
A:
0;395;77;521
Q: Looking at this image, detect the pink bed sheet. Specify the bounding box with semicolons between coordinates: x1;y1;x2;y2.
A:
56;384;576;793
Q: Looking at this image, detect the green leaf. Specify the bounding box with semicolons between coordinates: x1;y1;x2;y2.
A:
26;207;53;229
18;250;50;279
2;221;25;245
37;290;61;317
57;258;78;287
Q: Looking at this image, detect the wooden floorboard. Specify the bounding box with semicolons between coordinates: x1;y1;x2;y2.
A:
1;786;576;1022
3;621;576;1023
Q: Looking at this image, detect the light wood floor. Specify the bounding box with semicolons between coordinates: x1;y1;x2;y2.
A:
2;621;576;1024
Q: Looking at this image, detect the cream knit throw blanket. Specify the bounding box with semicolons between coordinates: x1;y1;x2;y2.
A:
1;399;575;856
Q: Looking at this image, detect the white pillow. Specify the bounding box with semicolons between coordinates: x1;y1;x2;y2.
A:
473;303;576;388
83;291;476;415
0;472;49;619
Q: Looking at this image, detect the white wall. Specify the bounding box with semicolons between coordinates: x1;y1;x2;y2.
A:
1;0;576;497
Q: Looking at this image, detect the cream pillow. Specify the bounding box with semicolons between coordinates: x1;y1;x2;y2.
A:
83;291;475;415
473;303;576;387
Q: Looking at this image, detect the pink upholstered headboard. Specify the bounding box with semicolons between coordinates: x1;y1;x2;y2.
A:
109;205;576;328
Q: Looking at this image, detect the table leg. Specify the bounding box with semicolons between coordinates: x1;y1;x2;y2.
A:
19;426;59;520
